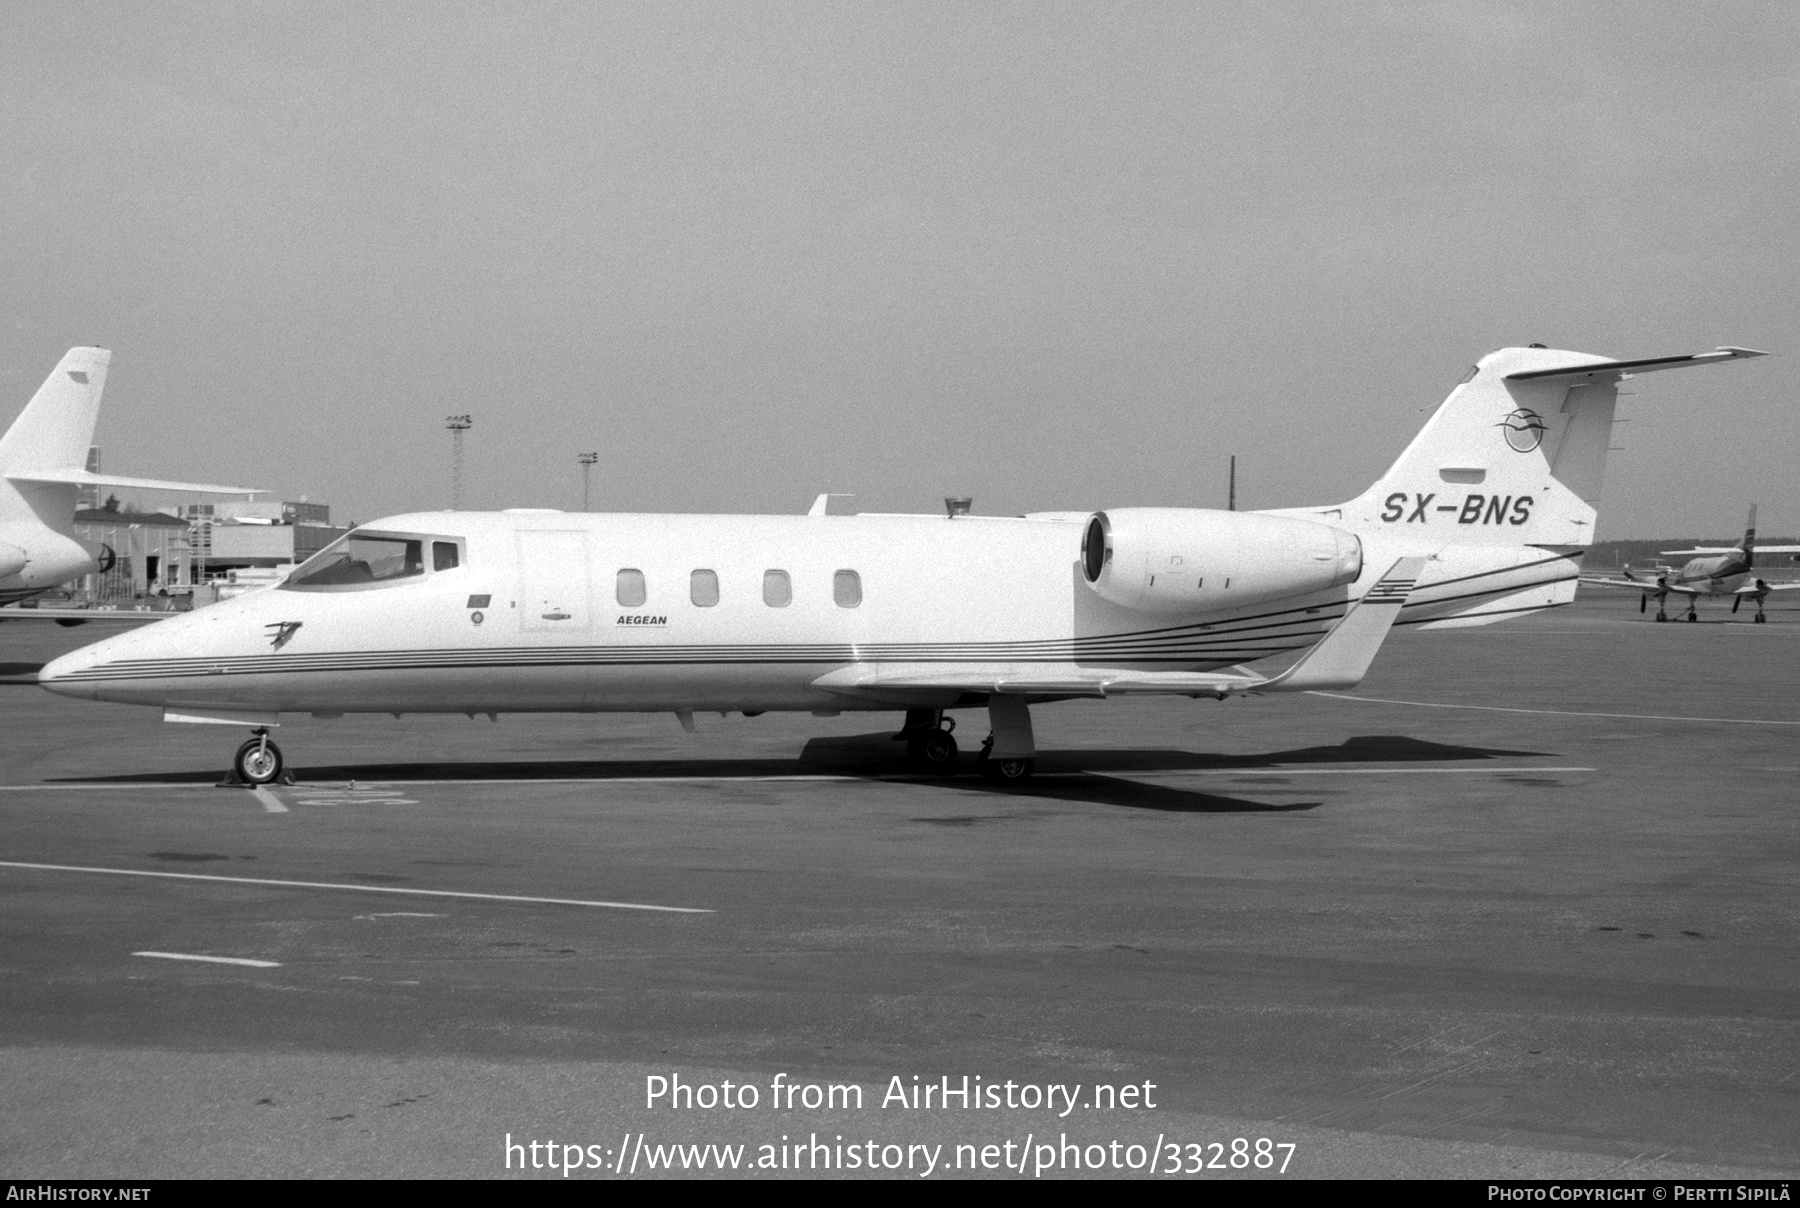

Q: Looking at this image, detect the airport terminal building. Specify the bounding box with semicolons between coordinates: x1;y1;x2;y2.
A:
68;497;347;602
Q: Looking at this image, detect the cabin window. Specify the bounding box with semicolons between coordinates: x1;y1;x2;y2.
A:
616;569;646;607
763;569;791;607
833;569;862;608
283;532;426;591
432;541;459;571
691;569;720;607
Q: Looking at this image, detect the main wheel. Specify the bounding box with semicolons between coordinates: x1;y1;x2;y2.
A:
1686;612;1697;623
980;756;1034;783
914;729;958;774
1755;613;1767;623
233;737;284;785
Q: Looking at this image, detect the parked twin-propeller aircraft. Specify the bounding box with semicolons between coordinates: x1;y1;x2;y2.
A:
1580;505;1800;622
0;347;258;614
39;344;1766;784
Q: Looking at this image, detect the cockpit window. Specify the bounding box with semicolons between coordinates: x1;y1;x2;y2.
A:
283;532;441;591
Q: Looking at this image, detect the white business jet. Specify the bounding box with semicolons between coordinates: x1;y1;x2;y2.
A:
39;343;1765;785
1580;505;1800;622
0;347;260;619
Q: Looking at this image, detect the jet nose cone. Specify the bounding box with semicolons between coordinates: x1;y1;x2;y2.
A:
39;648;99;699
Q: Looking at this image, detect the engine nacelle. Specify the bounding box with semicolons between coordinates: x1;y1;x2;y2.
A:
1082;508;1362;614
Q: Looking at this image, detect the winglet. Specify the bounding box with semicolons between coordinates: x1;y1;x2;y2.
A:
807;493;855;517
1255;557;1425;692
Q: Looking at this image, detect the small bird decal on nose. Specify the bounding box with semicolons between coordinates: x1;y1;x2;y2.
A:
265;621;303;650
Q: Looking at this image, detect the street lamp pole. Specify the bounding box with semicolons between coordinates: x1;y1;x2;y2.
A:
446;414;473;509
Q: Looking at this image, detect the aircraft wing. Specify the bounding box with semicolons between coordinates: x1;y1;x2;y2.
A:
1580;575;1697;596
6;468;261;495
1661;546;1800;556
0;606;169;626
1739;581;1800;594
814;557;1425;701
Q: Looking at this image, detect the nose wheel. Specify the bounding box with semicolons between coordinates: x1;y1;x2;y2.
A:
232;729;285;786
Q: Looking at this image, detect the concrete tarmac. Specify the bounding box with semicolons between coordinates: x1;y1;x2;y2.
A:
0;595;1795;1179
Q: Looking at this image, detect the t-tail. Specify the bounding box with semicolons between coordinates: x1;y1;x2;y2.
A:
1742;504;1757;571
1276;344;1767;628
1;347;261;604
0;348;113;536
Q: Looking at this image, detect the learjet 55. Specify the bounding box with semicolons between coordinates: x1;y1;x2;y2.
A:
39;344;1765;784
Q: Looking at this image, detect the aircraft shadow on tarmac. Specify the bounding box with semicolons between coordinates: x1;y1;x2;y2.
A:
56;732;1556;815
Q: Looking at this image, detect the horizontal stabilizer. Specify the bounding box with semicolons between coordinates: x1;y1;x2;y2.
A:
1505;346;1767;385
11;468;261;496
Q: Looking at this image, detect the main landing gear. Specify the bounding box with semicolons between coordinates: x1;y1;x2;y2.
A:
977;695;1036;784
897;698;1039;783
1735;590;1770;623
227;728;286;786
898;709;960;774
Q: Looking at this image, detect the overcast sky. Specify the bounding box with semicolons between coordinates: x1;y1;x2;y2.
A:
2;2;1795;537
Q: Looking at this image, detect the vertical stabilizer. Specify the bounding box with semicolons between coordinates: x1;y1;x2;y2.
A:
1309;346;1764;550
0;348;111;475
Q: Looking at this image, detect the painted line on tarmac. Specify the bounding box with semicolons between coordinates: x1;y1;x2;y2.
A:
251;786;288;813
1309;692;1800;727
0;861;713;914
1123;766;1594;777
0;775;871;791
133;951;281;968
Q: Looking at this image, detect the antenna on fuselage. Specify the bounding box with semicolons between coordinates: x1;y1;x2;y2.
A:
578;451;598;512
446;414;473;509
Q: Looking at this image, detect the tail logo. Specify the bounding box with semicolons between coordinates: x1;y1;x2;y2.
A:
1497;408;1547;453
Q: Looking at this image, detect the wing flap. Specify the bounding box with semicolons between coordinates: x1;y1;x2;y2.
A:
811;557;1426;701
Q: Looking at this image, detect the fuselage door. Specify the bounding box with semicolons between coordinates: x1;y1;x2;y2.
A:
517;529;592;634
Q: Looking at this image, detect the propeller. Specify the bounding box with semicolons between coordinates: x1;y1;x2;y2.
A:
1639;594;1647;614
1732;595;1741;614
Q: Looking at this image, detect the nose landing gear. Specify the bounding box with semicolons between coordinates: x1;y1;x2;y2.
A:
227;728;287;786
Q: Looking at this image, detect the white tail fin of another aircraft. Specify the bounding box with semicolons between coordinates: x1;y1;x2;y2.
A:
1312;346;1766;549
1;348;259;531
0;348;112;479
